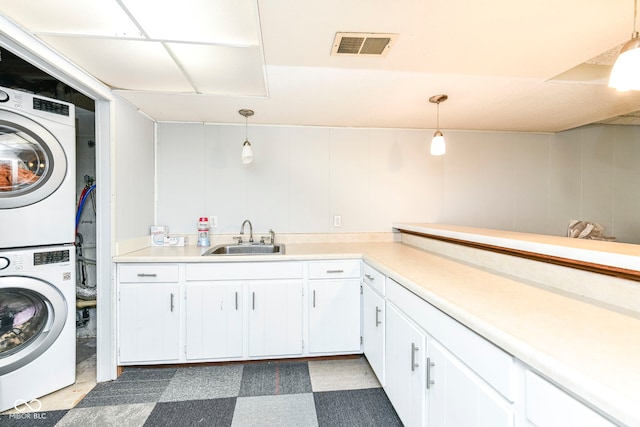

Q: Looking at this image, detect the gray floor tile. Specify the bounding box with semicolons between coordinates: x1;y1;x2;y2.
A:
232;394;318;427
143;398;235;427
56;403;155;427
239;361;312;397
160;365;243;402
308;356;381;392
76;369;175;408
313;388;402;427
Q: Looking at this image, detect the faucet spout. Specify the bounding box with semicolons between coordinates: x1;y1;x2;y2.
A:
240;220;253;243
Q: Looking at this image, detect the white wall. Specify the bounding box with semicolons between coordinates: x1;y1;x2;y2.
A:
155;122;640;243
113;96;155;242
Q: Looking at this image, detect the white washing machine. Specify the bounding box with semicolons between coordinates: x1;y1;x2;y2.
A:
0;244;75;412
0;86;76;249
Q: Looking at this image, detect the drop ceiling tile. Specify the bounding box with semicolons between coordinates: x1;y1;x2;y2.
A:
0;0;141;37
121;0;260;45
38;36;194;91
168;43;266;96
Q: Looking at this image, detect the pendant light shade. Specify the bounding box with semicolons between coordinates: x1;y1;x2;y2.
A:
429;94;448;156
609;0;640;91
239;109;254;165
241;140;253;164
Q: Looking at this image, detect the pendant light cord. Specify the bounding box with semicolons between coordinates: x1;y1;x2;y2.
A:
436;102;440;130
634;0;638;36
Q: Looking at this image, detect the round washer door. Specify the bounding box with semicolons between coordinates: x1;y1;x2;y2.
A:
0;276;67;375
0;109;67;209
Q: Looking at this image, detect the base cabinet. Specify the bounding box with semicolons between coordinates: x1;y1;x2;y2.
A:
248;281;304;357
362;282;385;384
428;340;513;427
185;282;243;360
525;371;615;427
385;304;427;427
118;283;180;363
308;279;361;354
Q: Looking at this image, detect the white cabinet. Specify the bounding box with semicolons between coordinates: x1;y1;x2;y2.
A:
185;282;243;360
362;264;385;384
385;303;427;427
525;371;615;427
117;264;181;363
248;280;304;357
307;260;361;354
428;340;513;427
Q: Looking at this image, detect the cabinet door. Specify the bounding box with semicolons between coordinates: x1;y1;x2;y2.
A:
428;340;513;427
308;279;361;354
185;282;243;360
248;280;303;357
362;283;384;384
385;304;426;427
118;283;180;363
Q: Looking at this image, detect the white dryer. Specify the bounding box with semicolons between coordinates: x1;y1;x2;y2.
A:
0;86;76;249
0;245;75;412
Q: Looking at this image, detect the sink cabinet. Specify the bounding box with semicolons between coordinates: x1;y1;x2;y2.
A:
248;280;303;357
185;281;243;360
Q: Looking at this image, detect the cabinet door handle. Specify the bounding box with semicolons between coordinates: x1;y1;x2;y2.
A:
411;343;420;371
235;291;238;310
252;292;255;310
375;306;382;326
326;269;344;274
364;274;374;281
137;273;157;277
313;290;316;308
170;293;175;312
426;357;435;389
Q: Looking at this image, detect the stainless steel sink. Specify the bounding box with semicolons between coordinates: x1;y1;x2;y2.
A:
202;243;285;256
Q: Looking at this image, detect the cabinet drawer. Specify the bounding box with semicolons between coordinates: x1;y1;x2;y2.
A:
362;262;385;295
308;260;361;279
387;278;515;402
186;261;303;281
118;264;180;283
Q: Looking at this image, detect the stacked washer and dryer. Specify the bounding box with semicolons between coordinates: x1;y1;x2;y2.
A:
0;86;77;412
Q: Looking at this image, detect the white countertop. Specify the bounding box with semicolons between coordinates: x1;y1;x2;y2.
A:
114;234;640;426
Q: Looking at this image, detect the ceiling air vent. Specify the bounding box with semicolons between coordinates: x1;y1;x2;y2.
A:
331;32;398;56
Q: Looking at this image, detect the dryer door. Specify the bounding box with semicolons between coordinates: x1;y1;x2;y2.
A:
0;276;67;375
0;109;67;209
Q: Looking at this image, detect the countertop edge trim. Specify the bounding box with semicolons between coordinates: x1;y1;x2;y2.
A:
398;229;640;282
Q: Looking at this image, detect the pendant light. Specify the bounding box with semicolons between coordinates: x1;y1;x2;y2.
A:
609;0;640;91
429;94;448;156
239;109;254;164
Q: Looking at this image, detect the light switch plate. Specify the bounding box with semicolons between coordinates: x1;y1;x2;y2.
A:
333;215;342;227
210;216;218;228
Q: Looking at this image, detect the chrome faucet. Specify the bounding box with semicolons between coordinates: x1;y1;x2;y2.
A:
269;229;275;245
239;219;253;244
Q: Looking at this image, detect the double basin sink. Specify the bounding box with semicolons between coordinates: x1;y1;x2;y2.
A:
202;243;285;256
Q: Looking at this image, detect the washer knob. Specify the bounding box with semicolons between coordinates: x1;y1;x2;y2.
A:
0;257;9;270
0;90;9;103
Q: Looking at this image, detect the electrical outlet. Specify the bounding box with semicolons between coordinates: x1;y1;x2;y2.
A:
333;215;342;227
210;216;218;228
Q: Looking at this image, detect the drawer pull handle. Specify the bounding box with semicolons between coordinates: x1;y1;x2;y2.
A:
170;293;175;312
364;274;374;281
313;290;316;308
426;357;435;389
137;273;157;277
235;292;238;310
326;269;344;274
375;306;382;326
411;343;420;372
252;292;255;310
